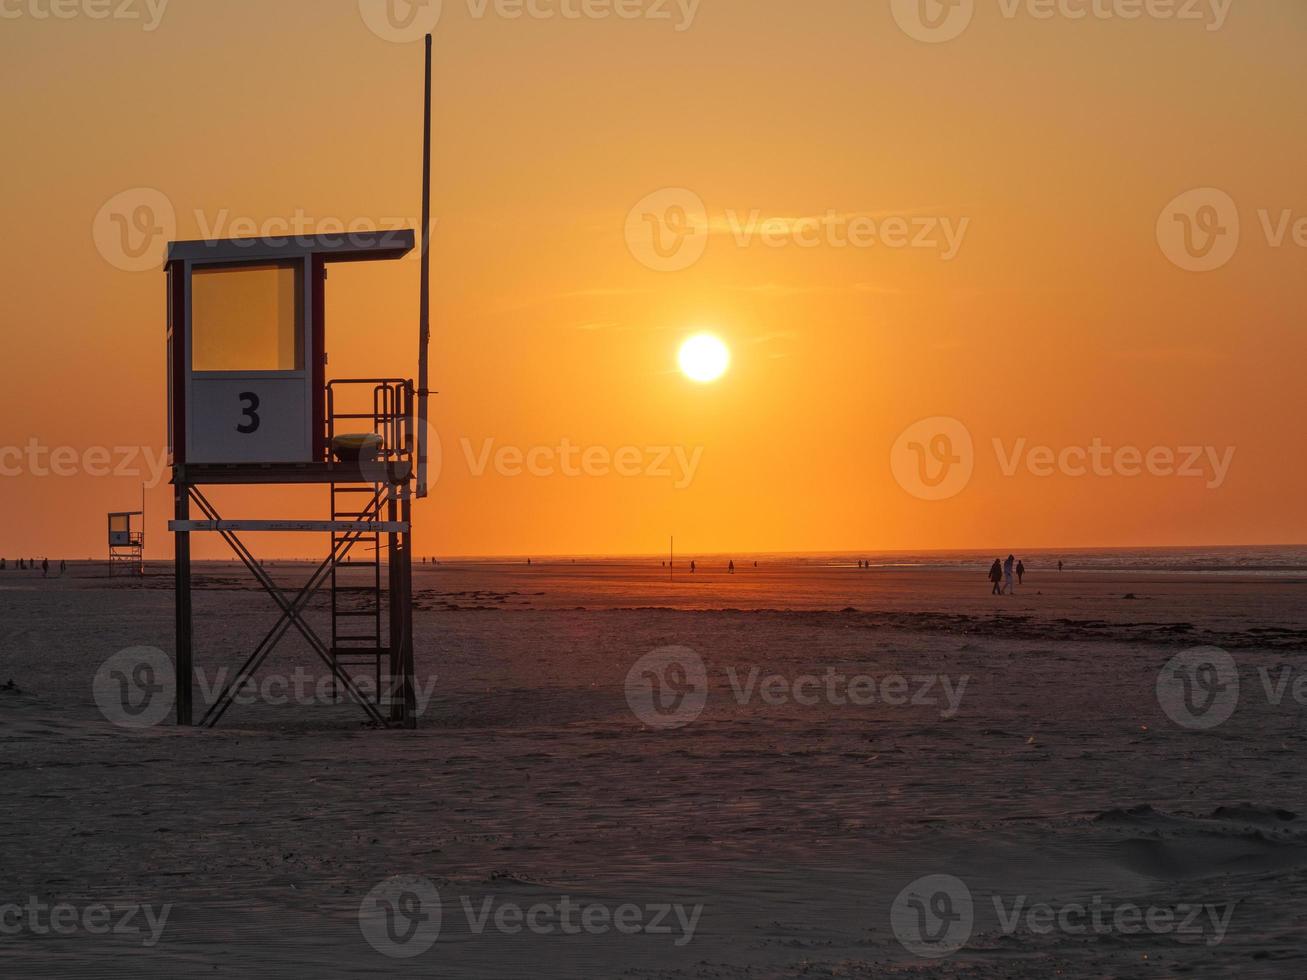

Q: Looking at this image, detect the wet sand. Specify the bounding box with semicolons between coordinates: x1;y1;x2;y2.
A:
1;561;1305;977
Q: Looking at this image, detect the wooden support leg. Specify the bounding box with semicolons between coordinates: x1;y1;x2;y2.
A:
400;491;416;728
174;480;193;726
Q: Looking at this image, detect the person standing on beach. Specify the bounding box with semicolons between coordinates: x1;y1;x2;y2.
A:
1016;559;1025;585
1003;554;1016;594
728;560;735;574
42;558;49;578
60;559;66;576
690;560;696;574
989;559;1003;595
1058;560;1064;573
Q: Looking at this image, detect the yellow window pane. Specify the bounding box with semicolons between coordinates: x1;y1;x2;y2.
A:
191;262;303;372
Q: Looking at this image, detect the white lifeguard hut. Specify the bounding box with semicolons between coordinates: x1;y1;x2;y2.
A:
166;233;414;468
107;500;144;576
164;37;437;729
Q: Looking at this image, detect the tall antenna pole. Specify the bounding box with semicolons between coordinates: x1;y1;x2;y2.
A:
416;33;433;498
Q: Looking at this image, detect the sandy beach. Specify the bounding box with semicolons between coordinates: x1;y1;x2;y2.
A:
2;558;1305;977
5;0;1305;974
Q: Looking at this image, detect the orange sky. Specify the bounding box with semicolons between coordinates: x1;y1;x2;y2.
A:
1;0;1305;559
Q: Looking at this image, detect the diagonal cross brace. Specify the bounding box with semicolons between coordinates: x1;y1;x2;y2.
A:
189;487;392;728
193;486;389;728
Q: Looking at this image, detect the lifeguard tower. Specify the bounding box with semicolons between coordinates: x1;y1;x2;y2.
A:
165;38;436;729
107;506;144;576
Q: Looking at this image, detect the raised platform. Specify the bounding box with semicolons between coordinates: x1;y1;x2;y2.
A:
170;519;409;532
172;460;413;486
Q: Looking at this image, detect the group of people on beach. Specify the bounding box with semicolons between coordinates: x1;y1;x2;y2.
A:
658;560;754;574
1;558;64;576
988;555;1025;594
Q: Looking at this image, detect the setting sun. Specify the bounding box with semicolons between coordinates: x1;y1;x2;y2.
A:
678;333;730;383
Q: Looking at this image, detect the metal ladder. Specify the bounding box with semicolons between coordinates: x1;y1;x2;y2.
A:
328;484;387;705
325;379;413;710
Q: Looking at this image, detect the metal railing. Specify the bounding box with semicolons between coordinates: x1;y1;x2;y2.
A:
325;379;415;464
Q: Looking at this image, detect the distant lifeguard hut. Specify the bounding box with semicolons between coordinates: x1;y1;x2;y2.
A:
164;38;437;730
107;503;144;576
